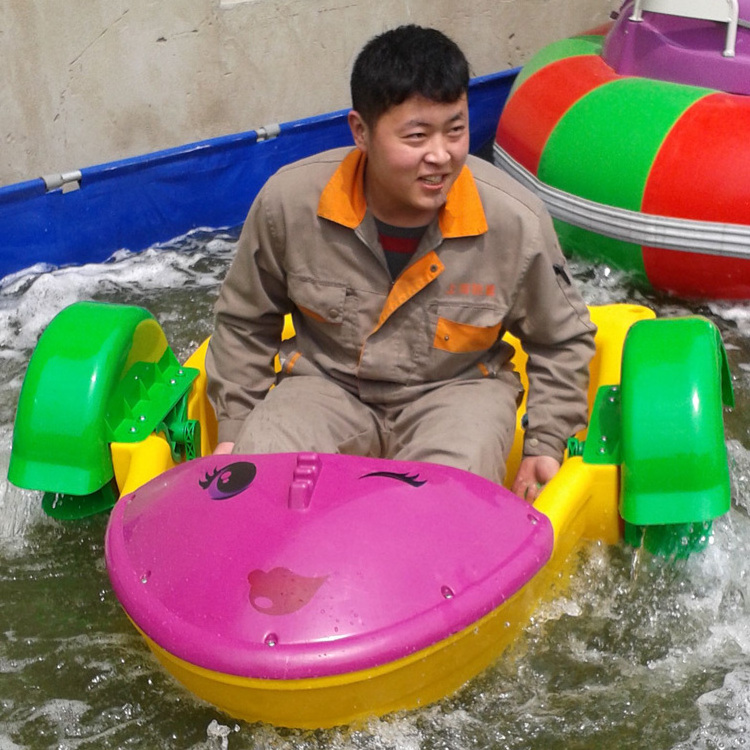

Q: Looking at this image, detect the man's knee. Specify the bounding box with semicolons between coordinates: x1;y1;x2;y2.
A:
388;379;519;483
233;377;380;456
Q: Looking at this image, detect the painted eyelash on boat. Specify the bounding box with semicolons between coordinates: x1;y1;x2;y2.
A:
199;466;223;489
360;471;427;487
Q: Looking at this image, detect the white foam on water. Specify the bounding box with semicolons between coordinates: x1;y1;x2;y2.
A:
728;439;750;516
15;699;91;750
354;713;425;750
569;261;638;307
204;719;234;750
0;239;231;353
709;301;750;337
0;428;46;552
0;733;25;750
672;669;750;749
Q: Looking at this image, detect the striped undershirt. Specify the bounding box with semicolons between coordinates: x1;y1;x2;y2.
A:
374;217;429;280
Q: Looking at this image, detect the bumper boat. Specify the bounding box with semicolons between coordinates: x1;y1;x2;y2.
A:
494;0;750;299
8;301;733;728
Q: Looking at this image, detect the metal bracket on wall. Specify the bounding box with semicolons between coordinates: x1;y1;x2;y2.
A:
42;170;83;194
255;123;281;142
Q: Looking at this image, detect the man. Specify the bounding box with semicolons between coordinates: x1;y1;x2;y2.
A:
205;25;596;502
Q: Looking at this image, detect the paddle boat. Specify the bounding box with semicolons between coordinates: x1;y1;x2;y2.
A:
494;0;750;299
7;300;733;727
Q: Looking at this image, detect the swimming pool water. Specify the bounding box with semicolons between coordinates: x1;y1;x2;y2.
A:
1;231;750;750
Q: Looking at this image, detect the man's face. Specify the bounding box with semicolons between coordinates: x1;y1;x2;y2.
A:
348;93;470;228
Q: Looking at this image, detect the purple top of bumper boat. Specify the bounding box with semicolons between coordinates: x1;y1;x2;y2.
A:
603;0;750;95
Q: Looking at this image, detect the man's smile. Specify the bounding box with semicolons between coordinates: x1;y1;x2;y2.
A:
419;173;448;189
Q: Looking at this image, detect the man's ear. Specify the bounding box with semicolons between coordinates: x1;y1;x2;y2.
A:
348;110;368;152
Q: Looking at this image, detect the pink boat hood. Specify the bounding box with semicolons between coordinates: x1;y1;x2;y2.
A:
105;453;553;680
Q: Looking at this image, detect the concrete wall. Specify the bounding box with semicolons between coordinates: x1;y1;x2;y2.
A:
1;0;619;187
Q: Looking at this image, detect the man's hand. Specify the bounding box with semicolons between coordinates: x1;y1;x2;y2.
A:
511;455;560;503
213;441;235;456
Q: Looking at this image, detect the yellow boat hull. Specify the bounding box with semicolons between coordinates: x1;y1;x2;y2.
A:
108;304;652;728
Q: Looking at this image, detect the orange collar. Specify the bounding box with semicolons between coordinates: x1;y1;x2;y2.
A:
317;149;488;238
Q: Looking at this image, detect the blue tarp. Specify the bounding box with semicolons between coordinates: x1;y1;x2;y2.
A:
0;69;517;281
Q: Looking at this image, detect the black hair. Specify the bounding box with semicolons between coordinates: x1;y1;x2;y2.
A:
350;25;470;127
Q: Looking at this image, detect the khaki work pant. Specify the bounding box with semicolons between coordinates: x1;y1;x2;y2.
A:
232;374;520;485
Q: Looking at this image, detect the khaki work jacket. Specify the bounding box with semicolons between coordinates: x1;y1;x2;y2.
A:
206;147;596;460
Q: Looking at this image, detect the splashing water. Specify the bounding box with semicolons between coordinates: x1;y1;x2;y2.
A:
1;232;750;749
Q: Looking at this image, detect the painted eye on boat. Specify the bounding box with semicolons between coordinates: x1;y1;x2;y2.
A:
359;470;427;487
199;461;257;499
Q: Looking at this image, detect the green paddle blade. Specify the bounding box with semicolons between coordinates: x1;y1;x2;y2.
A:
624;520;714;559
41;481;119;521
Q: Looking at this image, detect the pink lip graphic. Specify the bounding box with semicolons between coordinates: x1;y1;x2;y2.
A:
248;567;328;616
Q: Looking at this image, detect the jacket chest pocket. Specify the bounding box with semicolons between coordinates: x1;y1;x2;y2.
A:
288;274;347;325
432;303;504;353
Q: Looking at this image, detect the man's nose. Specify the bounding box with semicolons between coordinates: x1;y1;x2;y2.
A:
424;136;451;165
